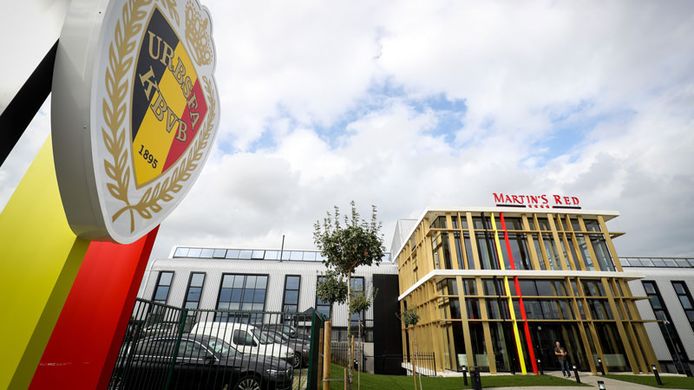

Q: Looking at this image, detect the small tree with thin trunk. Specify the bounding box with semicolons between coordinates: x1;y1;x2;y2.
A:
350;289;376;390
316;269;348;319
400;308;420;390
314;201;385;389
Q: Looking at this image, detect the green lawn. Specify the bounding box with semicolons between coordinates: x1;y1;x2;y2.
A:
326;364;584;389
605;374;694;389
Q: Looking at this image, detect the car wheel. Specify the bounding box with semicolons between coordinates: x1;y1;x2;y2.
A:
110;375;123;390
292;352;302;369
234;375;261;390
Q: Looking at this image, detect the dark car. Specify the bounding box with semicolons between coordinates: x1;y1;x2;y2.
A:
262;329;310;369
112;334;293;390
263;324;309;340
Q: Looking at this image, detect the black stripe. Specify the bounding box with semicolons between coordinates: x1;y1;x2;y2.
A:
131;8;180;140
0;41;57;166
495;204;527;208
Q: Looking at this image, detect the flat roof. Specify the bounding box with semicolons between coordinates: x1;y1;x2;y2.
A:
169;246;393;263
393;207;620;261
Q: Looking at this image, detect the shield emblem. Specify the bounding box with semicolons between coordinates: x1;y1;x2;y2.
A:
130;7;208;187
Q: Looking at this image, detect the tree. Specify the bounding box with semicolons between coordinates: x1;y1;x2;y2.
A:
399;308;421;390
350;289;377;390
314;201;385;389
316;269;348;319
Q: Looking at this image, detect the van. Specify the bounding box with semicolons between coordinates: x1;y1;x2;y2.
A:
190;322;294;363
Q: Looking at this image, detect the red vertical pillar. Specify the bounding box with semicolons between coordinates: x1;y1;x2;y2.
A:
500;213;539;374
30;227;159;389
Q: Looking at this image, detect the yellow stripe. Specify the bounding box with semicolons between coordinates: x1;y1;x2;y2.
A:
0;138;89;389
491;214;527;374
132;41;198;186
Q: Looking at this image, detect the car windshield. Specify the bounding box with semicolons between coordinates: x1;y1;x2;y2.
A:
283;325;296;335
206;338;234;356
274;331;289;341
251;329;279;344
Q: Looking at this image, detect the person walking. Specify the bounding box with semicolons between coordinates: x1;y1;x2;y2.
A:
554;341;571;378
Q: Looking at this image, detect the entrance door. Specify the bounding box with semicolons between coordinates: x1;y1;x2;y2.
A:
530;323;587;371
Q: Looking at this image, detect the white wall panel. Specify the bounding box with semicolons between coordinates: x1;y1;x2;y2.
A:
139;256;397;328
628;267;694;362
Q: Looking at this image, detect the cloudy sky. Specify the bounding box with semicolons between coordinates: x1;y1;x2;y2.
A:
2;0;694;260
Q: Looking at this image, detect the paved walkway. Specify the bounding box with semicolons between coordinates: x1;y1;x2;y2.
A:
486;371;686;389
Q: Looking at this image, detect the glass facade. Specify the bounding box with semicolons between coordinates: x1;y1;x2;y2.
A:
216;274;268;322
315;276;332;318
643;280;690;374
183;272;205;310
152;271;174;304
172;246;392;262
398;209;655;375
282;275;301;313
672;281;694;332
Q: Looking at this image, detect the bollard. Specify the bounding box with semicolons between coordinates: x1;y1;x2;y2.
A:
597;358;606;376
652;364;663;386
597;380;606;390
537;359;544;375
462;365;468;386
471;367;482;390
573;365;581;384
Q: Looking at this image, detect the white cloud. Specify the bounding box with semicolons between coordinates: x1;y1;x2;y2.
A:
1;1;693;260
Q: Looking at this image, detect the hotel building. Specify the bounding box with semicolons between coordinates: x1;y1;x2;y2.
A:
392;207;658;375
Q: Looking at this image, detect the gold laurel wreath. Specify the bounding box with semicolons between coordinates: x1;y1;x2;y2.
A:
185;0;213;65
157;0;180;25
103;0;216;233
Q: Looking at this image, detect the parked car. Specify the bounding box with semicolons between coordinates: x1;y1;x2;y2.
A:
142;322;179;336
263;329;310;369
112;334;293;390
264;324;309;340
190;322;294;364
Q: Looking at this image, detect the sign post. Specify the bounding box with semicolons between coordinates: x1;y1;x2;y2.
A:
0;0;218;387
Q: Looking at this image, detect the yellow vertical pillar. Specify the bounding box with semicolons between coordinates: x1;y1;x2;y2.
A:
0;138;89;389
490;214;527;374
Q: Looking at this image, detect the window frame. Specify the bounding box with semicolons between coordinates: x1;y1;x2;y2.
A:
182;272;206;310
215;273;269;322
281;274;302;313
152;271;174;304
672;281;694;332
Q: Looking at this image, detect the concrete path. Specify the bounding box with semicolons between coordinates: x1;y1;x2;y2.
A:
485;371;687;389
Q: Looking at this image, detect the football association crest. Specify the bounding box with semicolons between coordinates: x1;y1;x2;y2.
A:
52;0;219;243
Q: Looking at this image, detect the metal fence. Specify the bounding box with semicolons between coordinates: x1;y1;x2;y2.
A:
109;299;324;390
329;341;365;370
403;352;437;376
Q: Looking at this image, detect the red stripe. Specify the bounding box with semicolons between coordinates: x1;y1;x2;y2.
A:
162;79;208;171
31;227;159;389
500;213;539;374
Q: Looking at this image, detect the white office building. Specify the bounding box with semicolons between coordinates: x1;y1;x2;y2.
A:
623;257;694;374
138;246;403;374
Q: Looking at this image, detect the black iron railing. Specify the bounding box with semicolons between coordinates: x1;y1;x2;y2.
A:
109;299;324;390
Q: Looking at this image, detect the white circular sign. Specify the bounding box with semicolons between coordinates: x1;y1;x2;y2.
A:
52;0;219;243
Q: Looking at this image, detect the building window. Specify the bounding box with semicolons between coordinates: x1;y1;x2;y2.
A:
672;281;694;332
590;235;615;271
183;272;205;310
173;247;189;257
350;277;366;325
316;276;332;318
152;271;174;304
282;275;301;313
643;281;690;373
216;274;268;322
